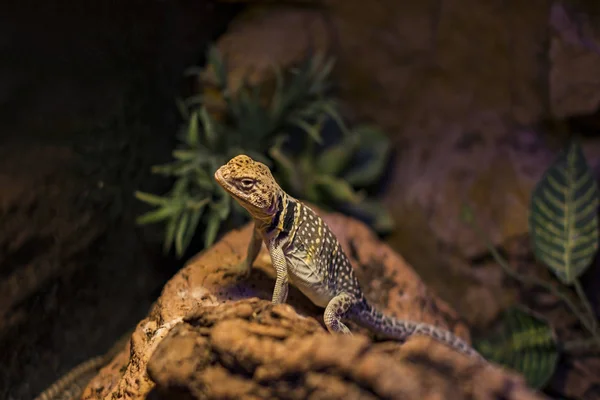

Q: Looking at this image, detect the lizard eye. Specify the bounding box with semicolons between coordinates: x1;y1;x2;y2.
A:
239;178;255;190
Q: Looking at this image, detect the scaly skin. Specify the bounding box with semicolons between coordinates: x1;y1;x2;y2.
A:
215;155;485;361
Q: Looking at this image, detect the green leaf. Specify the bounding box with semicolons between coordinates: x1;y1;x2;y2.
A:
473;307;558;389
314;175;363;204
172;149;200;161
529;139;600;284
269;137;297;190
195;168;214;191
136;205;180;225
343;126;391;187
211;187;231;220
183;94;204;108
204;210;222;248
151;163;180;176
163;211;180;253
320;100;348;135
313;55;335;88
291;117;323;143
175;211;189;257
199;107;217;148
187;111;200;146
316;134;360;176
342;198;395;234
175;97;189;120
135;191;170;206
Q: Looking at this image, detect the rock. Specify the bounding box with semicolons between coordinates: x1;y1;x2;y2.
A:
207;6;331;95
146;298;547;400
549;1;600;118
82;208;495;399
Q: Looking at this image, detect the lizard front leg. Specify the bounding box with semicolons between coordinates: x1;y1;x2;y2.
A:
267;241;289;304
324;292;357;335
238;224;262;277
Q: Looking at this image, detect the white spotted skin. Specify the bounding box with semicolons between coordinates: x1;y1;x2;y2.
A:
283;202;362;307
283;200;484;361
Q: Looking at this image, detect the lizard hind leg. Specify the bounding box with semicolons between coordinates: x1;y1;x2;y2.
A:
324;292;357;335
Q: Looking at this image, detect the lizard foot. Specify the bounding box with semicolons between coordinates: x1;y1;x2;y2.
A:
324;292;355;335
231;260;253;280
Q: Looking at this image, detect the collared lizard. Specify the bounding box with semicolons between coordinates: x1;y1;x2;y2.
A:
215;154;484;360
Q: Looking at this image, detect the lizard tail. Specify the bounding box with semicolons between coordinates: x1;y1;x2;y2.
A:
349;299;484;361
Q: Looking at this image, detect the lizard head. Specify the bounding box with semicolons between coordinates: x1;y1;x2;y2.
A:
214;154;281;219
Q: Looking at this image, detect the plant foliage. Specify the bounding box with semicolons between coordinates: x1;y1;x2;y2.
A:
463;138;600;390
529;139;600;285
474;307;558;389
135;46;393;257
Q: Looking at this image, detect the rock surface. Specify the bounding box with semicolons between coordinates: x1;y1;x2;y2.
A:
81;208;546;400
146;298;546;400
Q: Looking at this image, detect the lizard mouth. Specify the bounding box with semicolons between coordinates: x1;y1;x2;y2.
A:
214;167;232;191
214;168;244;201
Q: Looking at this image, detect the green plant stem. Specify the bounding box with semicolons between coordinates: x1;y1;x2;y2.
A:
562;337;600;352
468;218;598;337
574;278;598;335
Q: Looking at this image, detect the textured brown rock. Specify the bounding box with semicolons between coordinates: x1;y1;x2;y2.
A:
145;298;546;400
549;1;600;118
81;208;547;400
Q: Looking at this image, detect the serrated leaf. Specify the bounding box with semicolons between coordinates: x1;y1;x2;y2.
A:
529;139;600;284
204;210;222;248
134;191;170;206
314;175;363;204
473;307;558;389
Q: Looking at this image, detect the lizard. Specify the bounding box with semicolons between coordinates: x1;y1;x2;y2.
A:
215;154;485;361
